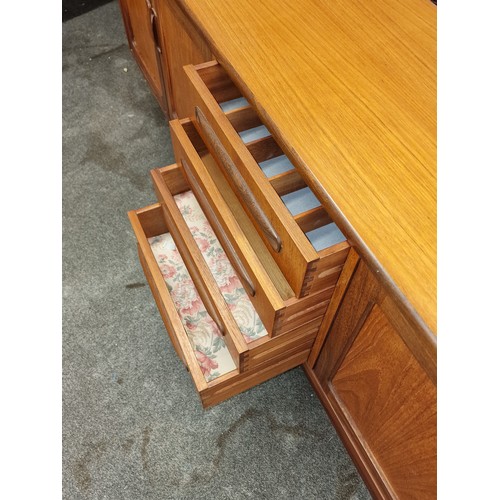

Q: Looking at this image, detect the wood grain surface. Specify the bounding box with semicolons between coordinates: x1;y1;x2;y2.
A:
156;0;213;118
331;304;437;498
177;0;437;333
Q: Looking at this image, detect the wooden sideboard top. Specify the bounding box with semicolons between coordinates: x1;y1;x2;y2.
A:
177;0;437;334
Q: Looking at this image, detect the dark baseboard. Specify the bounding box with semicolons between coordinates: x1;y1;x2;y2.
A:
63;0;114;22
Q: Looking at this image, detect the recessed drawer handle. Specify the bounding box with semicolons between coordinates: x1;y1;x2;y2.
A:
195;106;283;253
180;245;226;336
181;159;256;297
199;288;226;336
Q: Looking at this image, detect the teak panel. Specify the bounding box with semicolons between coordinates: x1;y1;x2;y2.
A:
308;248;361;365
331;304;437;499
155;0;212;118
314;259;436;385
177;0;437;334
309;255;437;498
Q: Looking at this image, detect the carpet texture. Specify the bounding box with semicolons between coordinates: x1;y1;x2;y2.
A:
62;2;372;498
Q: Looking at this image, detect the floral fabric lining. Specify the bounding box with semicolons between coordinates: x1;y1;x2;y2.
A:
174;190;267;343
148;231;236;381
147;190;267;382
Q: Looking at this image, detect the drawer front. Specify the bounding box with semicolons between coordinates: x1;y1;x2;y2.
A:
184;61;350;297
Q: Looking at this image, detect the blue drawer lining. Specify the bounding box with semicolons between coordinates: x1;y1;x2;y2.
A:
306;223;347;251
281;187;321;216
239;125;271;144
258;155;294;177
219;97;249;112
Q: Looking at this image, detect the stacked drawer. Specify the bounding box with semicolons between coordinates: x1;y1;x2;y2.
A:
183;61;350;297
129;60;351;407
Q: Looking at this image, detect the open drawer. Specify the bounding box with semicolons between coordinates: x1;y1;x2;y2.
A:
184;60;350;297
165;118;341;337
129;169;323;407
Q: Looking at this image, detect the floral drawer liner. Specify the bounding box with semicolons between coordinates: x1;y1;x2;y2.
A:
148;190;267;382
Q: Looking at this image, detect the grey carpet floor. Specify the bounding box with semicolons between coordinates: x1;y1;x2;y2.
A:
62;2;372;498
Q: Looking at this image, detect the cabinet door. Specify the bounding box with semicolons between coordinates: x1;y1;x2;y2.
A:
314;259;437;499
155;0;212;119
119;0;163;105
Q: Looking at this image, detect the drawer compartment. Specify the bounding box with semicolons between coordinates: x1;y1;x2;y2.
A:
184;60;350;297
129;202;247;374
167;119;340;336
128;199;320;407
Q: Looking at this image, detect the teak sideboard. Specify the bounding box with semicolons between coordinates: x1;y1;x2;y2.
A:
119;0;437;498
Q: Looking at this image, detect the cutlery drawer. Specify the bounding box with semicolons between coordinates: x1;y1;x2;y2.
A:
129;202;248;374
128;196;322;407
184;60;350;297
167;118;341;337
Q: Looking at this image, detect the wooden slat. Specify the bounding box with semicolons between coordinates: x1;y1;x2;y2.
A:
316;242;351;270
282;285;334;319
269;169;306;196
306;267;344;296
248;316;320;364
246;135;283;163
134;204;169;238
294;206;331;233
278;299;331;335
299;243;351;296
155;163;190;195
197;61;241;102
151;169;249;370
176;117;208;152
225;105;261;132
307;248;360;366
